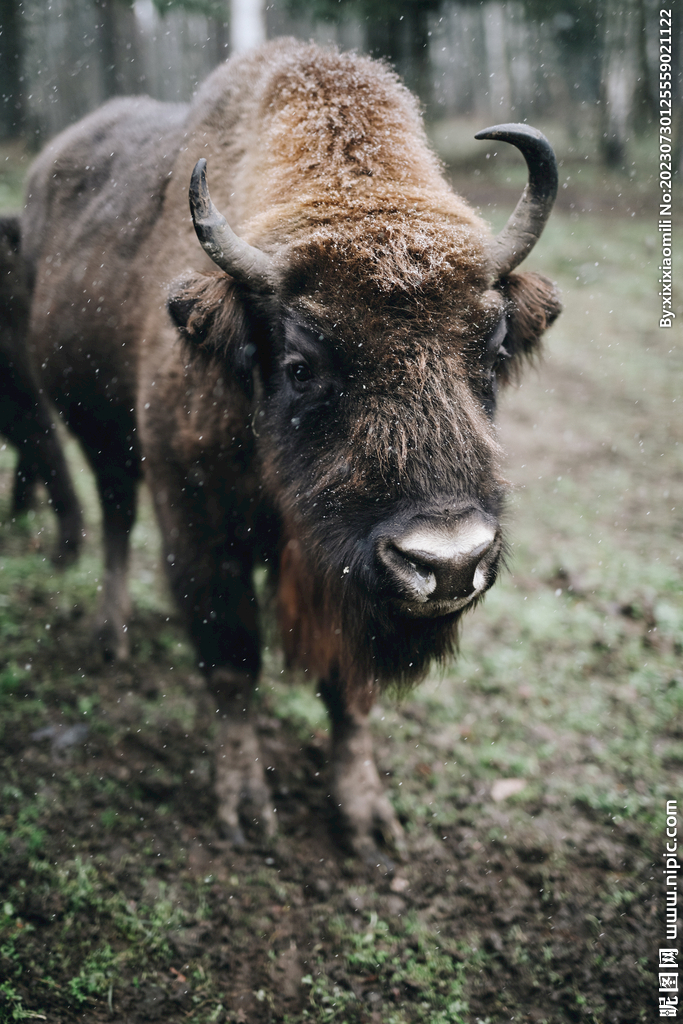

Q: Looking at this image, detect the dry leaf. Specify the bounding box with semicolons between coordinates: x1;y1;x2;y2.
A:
491;778;527;802
390;875;409;893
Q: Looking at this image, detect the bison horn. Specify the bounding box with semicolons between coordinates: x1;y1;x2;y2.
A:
475;124;558;278
189;158;276;291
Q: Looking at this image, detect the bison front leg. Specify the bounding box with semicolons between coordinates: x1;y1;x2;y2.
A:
90;472;138;661
320;678;404;868
2;377;83;565
163;535;275;846
69;407;140;660
212;669;275;846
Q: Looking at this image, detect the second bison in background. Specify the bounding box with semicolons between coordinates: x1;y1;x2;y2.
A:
0;216;82;564
22;39;561;861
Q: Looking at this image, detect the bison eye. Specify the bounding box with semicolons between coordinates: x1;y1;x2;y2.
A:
289;361;313;384
486;317;508;361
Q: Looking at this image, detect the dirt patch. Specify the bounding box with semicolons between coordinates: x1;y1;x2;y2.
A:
0;602;661;1023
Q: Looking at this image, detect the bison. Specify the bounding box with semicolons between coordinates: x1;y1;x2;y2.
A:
0;215;82;563
22;39;561;861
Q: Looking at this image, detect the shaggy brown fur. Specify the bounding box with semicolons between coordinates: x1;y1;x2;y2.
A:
22;40;561;857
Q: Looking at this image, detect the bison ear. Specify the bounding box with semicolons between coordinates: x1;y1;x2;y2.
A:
167;271;255;388
496;271;562;385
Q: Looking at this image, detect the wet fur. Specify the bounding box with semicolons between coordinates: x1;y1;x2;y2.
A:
22;39;561;705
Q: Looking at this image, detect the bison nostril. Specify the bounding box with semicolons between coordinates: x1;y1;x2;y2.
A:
383;547;437;601
473;563;489;592
404;557;437;594
405;556;431;582
376;515;499;610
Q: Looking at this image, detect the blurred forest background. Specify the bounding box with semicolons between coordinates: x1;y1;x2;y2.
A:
0;0;680;173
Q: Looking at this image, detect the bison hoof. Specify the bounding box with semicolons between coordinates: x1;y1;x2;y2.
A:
214;715;276;847
330;722;405;870
333;776;405;871
340;793;406;872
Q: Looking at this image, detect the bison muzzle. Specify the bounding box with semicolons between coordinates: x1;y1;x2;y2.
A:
22;39;561;863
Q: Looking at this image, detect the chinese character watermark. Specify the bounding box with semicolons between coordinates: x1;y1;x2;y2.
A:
660;798;679;1016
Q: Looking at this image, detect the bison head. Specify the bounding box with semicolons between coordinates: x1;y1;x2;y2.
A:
168;126;561;691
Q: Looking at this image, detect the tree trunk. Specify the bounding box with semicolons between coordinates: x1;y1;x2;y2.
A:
484;2;512;121
230;0;266;54
366;8;432;110
405;6;432;111
96;0;118;98
0;0;24;138
599;0;639;168
94;0;140;99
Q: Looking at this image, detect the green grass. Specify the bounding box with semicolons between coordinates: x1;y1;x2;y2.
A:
0;142;30;214
296;912;472;1023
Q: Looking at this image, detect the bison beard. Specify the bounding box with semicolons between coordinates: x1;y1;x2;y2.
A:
21;39;561;864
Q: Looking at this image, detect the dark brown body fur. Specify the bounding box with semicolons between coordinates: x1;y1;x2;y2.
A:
22;41;560;857
0;216;82;562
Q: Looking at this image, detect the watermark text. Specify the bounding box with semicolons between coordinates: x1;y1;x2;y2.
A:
658;9;675;328
660;798;679;1015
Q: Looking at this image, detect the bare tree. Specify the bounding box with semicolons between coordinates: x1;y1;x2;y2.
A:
94;0;141;98
0;0;24;138
599;0;640;167
230;0;265;53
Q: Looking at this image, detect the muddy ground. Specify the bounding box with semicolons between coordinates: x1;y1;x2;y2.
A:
0;167;680;1023
0;609;662;1023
